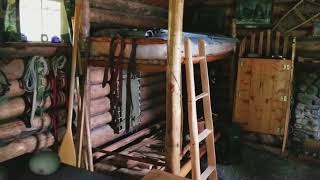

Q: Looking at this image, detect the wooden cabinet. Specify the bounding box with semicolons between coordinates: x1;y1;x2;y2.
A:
233;58;293;135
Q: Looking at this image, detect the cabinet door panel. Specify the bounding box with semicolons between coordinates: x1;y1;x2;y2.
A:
234;58;292;135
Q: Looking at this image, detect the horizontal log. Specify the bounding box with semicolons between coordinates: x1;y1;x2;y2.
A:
0;113;53;140
6;80;25;98
89;66;110;85
0;59;24;80
0;132;54;162
0;93;65;121
0;121;26;140
140;82;166;101
140;95;165;111
90;8;167;28
90;97;111;116
90;83;110;99
0;98;26;121
140;74;166;87
91;125;115;148
90;111;112;130
90;0;167;18
0;43;70;59
139;105;166;126
30;113;52;130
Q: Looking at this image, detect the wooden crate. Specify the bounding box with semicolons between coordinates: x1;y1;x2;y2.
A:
234;58;293;135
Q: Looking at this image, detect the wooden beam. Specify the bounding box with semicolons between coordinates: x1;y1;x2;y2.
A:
165;0;184;175
90;0;167;18
90;8;167;28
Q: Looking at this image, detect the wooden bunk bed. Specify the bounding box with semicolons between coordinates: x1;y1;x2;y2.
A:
69;0;238;179
83;30;237;178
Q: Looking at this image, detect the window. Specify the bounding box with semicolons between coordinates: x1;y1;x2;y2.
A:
20;0;68;42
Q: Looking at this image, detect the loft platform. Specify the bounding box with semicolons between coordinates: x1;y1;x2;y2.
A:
88;30;237;72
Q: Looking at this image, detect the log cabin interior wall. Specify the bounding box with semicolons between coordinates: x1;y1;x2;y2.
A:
0;44;70;162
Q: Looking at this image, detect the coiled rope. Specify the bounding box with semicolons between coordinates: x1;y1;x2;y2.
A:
23;56;49;122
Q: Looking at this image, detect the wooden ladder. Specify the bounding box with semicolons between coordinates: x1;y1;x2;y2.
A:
184;38;217;180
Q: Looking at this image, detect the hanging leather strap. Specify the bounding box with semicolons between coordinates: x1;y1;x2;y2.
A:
102;38;117;87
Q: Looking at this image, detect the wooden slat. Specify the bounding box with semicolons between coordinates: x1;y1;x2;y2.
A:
198;129;211;142
143;170;188;180
258;31;264;56
266;30;271;56
195;92;208;101
250;32;256;53
282;37;296;153
201;166;216;180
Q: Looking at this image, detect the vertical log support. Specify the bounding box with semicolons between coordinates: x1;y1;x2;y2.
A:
165;0;184;175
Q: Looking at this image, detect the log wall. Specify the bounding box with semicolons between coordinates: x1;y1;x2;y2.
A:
0;56;68;162
88;66;166;149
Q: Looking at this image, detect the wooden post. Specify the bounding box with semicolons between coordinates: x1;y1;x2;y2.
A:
165;0;184;175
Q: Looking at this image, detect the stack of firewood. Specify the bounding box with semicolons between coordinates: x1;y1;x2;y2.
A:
0;57;67;162
294;72;320;143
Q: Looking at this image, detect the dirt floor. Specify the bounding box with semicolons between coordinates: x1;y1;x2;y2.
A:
217;146;320;180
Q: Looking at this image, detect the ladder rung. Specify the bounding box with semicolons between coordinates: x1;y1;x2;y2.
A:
195;92;208;101
192;56;206;63
200;166;216;180
198;129;212;142
182;56;206;64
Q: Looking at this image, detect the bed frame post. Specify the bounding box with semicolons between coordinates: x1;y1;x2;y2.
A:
165;0;184;175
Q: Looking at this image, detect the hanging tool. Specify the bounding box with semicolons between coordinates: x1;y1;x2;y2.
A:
184;38;218;180
59;0;82;166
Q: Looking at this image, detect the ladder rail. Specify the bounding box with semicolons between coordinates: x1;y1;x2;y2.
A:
184;39;218;180
185;39;202;180
198;40;217;180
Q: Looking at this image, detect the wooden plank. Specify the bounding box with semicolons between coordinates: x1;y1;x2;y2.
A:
266;30;271;56
258;31;264;56
250;32;256;53
282;37;296;153
165;0;184;175
143;170;188;180
234;58;292;135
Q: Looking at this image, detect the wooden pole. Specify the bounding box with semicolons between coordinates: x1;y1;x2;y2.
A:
165;0;184;175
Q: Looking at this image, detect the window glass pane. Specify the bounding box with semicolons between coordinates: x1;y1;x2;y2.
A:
20;0;62;42
20;0;42;41
42;0;61;40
